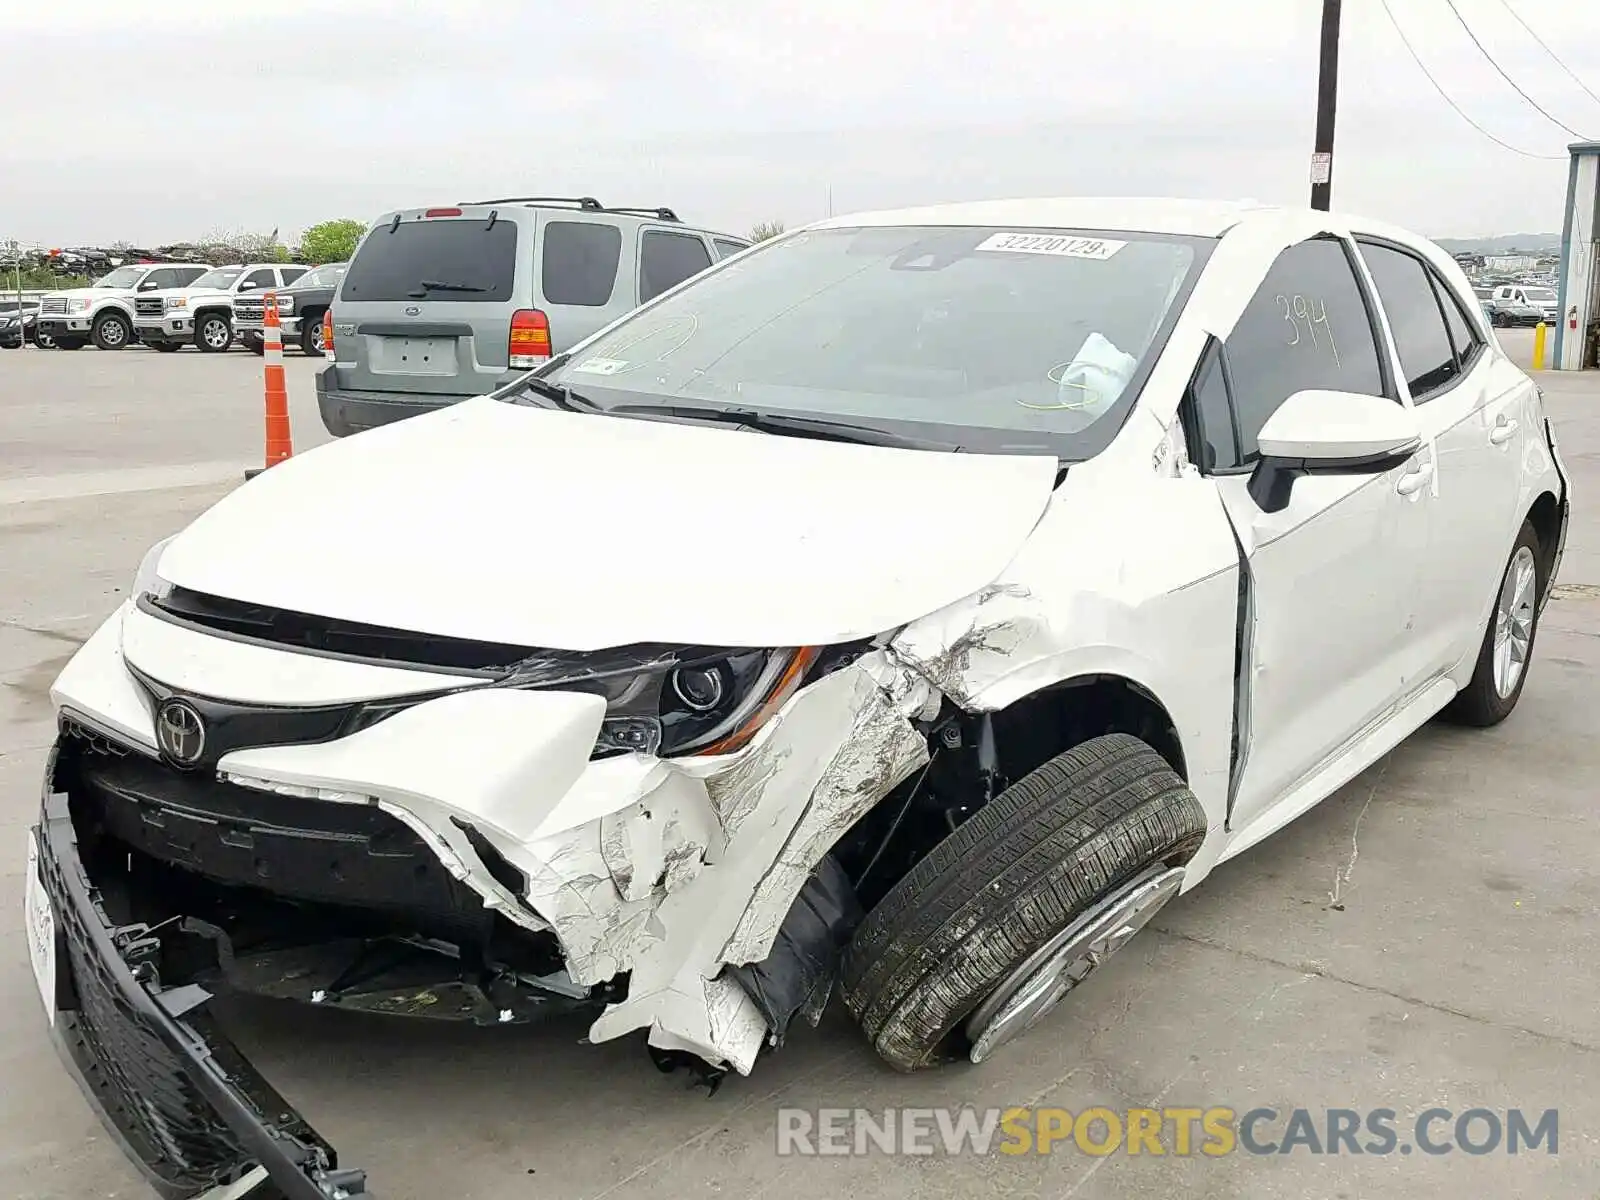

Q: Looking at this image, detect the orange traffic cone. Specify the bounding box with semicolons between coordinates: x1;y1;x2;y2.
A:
244;292;294;480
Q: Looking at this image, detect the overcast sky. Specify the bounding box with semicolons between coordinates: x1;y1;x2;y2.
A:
5;0;1600;247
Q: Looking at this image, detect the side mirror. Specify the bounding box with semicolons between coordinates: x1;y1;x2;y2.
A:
138;280;159;291
1249;389;1421;513
238;281;258;291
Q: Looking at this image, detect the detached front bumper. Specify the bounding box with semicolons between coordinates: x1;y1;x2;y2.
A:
28;771;373;1199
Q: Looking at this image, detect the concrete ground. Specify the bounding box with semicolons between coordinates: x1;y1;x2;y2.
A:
2;332;1598;1199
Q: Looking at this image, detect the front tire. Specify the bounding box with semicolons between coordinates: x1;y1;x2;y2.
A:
243;332;264;355
1444;520;1545;727
841;733;1206;1072
195;313;233;353
91;311;132;350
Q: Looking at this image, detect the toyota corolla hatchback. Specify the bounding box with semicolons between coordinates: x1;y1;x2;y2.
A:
26;198;1569;1199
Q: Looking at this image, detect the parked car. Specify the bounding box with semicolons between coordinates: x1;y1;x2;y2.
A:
27;198;1569;1200
1490;283;1558;326
133;263;308;353
0;300;42;348
316;197;751;436
35;263;211;350
234;262;347;355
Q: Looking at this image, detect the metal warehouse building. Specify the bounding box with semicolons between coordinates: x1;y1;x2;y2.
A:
1554;140;1600;370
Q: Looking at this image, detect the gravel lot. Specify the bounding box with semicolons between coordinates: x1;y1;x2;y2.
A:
2;333;1598;1199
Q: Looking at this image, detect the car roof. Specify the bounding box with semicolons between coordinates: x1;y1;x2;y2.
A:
806;197;1440;250
810;197;1275;238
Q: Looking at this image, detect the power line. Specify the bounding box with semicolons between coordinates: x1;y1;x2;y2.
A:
1440;0;1590;138
1498;0;1600;114
1377;0;1565;160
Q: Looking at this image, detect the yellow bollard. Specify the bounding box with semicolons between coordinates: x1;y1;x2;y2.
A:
1533;322;1548;370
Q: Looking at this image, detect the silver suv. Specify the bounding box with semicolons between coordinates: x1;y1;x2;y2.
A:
316;197;751;436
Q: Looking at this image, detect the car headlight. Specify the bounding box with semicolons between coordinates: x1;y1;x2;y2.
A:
67;298;90;313
274;295;295;314
165;297;187;310
133;536;176;603
504;646;821;758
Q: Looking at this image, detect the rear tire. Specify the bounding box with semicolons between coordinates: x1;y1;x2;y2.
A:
195;313;233;353
91;311;132;350
300;313;326;355
1443;520;1545;727
841;733;1206;1072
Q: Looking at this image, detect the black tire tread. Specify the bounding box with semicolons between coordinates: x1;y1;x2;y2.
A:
841;733;1206;1071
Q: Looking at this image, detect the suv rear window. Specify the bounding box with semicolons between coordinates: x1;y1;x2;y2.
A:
541;221;621;306
341;218;517;303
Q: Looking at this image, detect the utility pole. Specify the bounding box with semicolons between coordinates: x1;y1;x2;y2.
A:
1310;0;1342;211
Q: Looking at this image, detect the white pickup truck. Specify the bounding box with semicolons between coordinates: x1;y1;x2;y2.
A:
36;263;211;350
133;263;309;353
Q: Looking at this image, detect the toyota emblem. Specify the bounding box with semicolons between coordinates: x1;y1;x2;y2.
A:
156;699;206;767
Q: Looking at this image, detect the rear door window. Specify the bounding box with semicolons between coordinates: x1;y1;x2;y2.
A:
176;266;208;286
341;217;518;303
1356;241;1461;403
640;231;714;302
279;266;308;284
541;221;621;306
240;268;277;291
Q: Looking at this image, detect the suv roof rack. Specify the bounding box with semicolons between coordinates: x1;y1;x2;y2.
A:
455;197;681;222
606;206;680;223
460;196;605;211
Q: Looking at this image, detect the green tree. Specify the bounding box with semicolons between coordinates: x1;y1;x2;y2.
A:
299;219;367;264
748;220;786;243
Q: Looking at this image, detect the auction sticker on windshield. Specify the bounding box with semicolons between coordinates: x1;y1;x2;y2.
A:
24;830;56;1024
975;233;1127;259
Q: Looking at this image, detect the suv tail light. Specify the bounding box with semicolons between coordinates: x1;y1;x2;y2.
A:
322;309;335;358
509;309;551;368
424;207;463;218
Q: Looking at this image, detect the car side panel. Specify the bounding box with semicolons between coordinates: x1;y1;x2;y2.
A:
887;436;1242;888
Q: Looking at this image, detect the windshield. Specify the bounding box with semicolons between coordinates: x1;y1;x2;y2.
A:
521;225;1210;457
1524;287;1556;302
295;264;346;289
191;267;244;290
94;266;146;289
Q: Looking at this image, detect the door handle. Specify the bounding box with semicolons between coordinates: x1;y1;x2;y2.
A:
1396;462;1434;496
1489;416;1519;445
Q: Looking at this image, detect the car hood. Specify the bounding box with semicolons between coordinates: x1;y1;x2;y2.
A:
43;287;134;300
156;398;1061;652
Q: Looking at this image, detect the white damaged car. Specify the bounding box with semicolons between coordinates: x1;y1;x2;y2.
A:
27;198;1569;1199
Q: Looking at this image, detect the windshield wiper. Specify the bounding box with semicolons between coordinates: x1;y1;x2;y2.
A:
604;403;959;450
516;376;606;414
408;279;487;296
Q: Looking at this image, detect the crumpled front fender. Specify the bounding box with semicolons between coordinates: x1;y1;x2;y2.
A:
215;649;939;1074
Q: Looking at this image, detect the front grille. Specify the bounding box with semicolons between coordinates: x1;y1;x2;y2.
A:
234;298;264;320
42;297;67;315
40;832;256;1192
135;297;165;318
